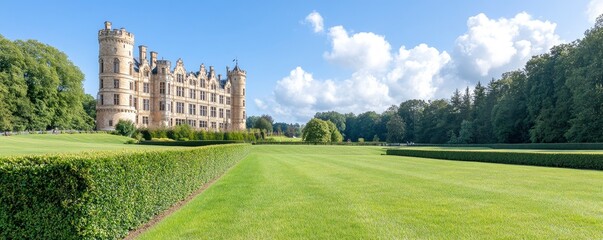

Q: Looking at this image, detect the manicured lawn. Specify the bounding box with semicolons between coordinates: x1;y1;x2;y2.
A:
266;135;302;142
138;145;603;239
0;134;164;157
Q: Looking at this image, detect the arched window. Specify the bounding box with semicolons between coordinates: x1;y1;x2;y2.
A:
113;58;120;73
100;59;104;73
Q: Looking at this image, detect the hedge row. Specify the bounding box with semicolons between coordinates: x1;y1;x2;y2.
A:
415;143;603;150
253;141;384;146
138;127;259;142
0;144;251;239
386;148;603;170
139;140;244;146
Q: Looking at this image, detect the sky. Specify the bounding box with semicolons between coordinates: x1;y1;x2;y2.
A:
0;0;601;123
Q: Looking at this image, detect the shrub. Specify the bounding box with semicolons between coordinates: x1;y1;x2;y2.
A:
115;119;136;137
386;148;603;170
0;144;251;239
139;140;243;146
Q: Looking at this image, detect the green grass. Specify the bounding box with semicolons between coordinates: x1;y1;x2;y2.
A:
265;135;302;142
138;145;603;239
0;134;165;157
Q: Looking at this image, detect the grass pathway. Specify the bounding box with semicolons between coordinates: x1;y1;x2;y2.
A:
139;145;603;239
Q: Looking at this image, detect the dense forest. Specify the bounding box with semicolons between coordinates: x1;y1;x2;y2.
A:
0;35;95;131
312;18;603;144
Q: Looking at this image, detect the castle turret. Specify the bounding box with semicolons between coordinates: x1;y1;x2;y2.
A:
96;21;136;130
228;62;246;131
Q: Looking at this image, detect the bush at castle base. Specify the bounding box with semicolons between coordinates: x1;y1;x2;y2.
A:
0;144;250;239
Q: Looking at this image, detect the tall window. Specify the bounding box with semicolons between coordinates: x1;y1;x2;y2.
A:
100;79;103;88
177;74;184;83
100;94;104;105
200;91;206;101
142;116;149;125
211;84;216;90
159;101;165;111
226;109;231;119
189;89;196;99
227;87;231;94
129;82;134;90
211;122;217;129
200;120;207;128
176;102;184;114
200;80;206;88
219;108;224;118
200;105;207;116
211;93;216;103
243;88;245;96
143;83;149;93
129;95;133;106
160;82;166;94
243;100;245;107
210;107;216;117
134;97;138;109
113;94;120;105
129;63;133;75
143;99;150;111
100;59;104;73
113;58;120;73
219;95;224;104
189;104;197;115
176;87;184;97
226;97;231;105
114;79;119;88
109;120;113;126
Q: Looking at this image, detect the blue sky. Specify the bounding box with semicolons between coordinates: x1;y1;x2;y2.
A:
0;0;600;122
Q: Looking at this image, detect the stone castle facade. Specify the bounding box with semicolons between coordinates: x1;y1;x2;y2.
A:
96;21;246;131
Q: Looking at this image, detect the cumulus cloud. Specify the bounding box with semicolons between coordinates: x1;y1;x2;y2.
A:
324;26;392;72
254;99;267;110
265;11;562;122
587;0;603;23
305;11;324;33
272;67;392;121
454;12;561;80
387;44;451;100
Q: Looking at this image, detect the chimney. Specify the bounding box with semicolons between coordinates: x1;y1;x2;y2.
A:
104;21;112;30
139;45;147;63
150;51;158;68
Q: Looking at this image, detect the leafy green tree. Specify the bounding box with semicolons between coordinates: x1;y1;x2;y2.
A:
386;114;405;143
315;111;346;133
302;118;330;142
246;116;260;129
325;120;343;142
254;118;273;133
398;99;425;142
115;119;136;137
82;94;97;120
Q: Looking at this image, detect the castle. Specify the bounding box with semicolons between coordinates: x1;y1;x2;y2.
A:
96;21;246;131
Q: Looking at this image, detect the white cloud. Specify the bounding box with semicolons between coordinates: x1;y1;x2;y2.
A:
588;0;603;23
254;99;267;110
454;12;561;80
305;11;324;33
265;12;562;123
272;67;392;121
324;26;392;72
387;44;451;100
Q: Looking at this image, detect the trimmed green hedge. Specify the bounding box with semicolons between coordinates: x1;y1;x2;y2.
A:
386;148;603;170
139;140;244;146
415;143;603;150
0;144;250;239
253;141;384;146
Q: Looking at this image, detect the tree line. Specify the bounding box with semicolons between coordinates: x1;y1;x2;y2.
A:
0;35;96;131
313;18;603;144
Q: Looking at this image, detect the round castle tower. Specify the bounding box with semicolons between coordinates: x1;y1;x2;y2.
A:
228;64;247;131
97;21;136;130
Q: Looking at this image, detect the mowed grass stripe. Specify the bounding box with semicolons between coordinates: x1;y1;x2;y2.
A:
138;145;603;239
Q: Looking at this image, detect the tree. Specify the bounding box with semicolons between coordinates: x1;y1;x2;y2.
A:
386;114;405;143
326;120;343;142
302;118;330;142
253;118;273;133
246;116;260;129
82;94;97;120
315;111;346;133
398;99;426;142
115;119;136;137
